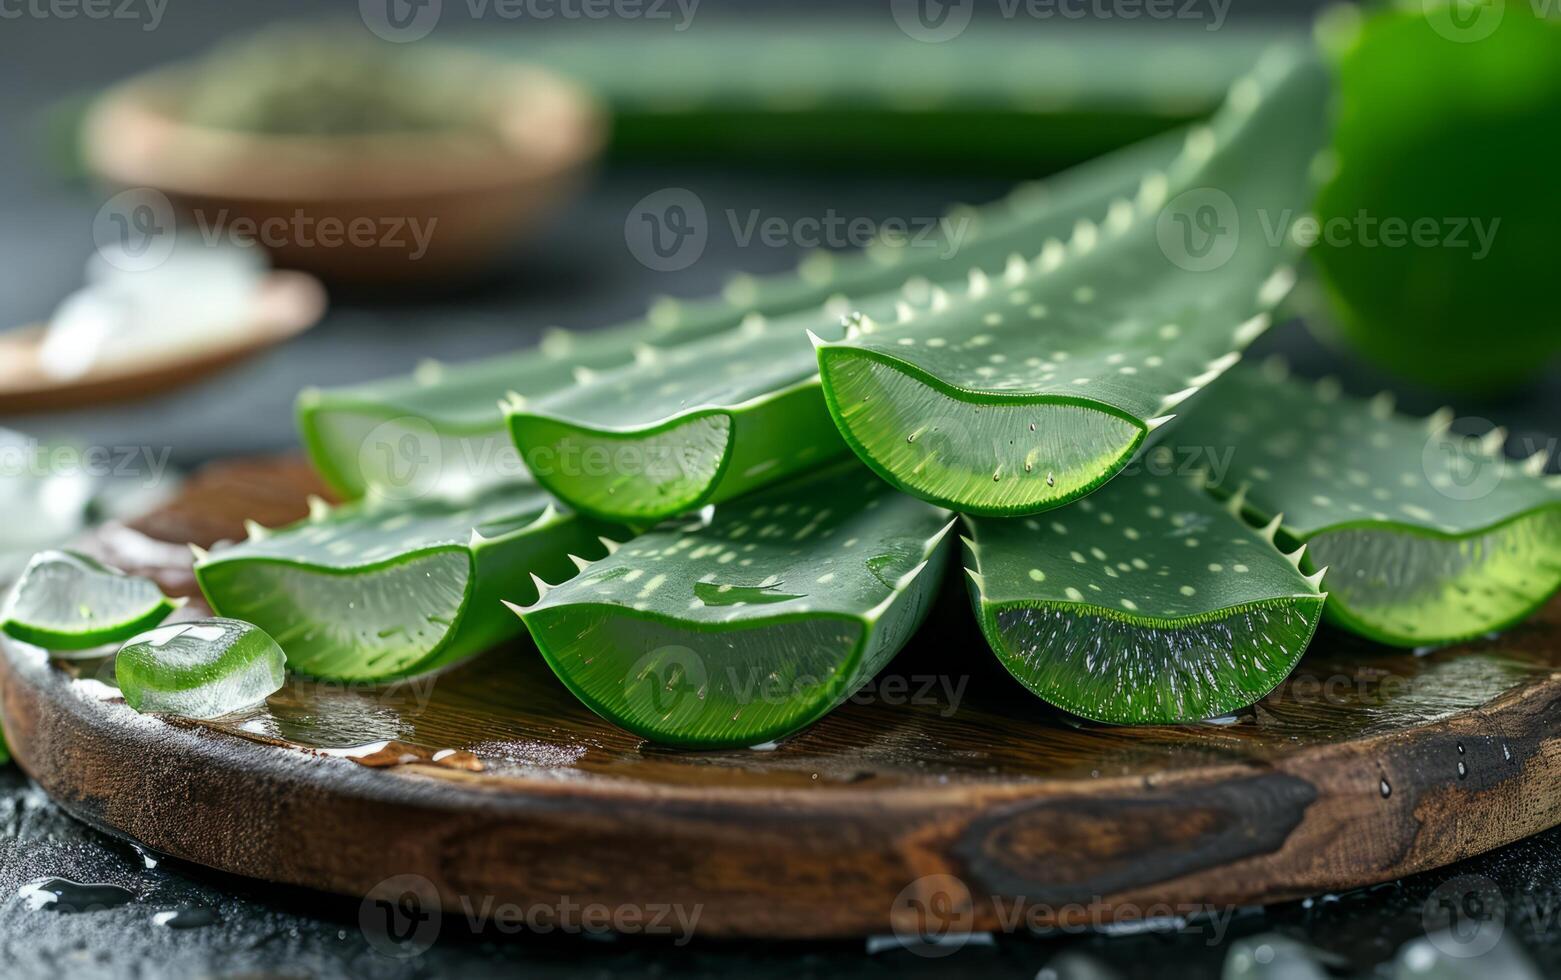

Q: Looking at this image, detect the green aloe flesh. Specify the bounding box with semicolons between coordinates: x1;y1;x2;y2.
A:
502;313;852;524
115;618;286;719
1173;361;1561;647
195;488;609;681
504;128;1216;523
1;550;178;653
964;470;1326;724
816;47;1330;516
513;464;953;748
299;129;1188;501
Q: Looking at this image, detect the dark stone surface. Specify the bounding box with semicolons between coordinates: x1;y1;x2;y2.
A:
2;2;1559;977
4;761;1561;978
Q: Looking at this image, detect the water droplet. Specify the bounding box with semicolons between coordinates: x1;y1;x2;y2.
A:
1502;741;1513;762
1457;760;1468;780
18;877;135;913
1456;742;1465;754
1046;472;1056;487
153;906;221;929
1379;778;1391;798
318;740;483;772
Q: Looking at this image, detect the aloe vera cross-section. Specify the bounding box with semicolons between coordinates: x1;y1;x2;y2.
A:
513;464;953;748
2;550;179;652
1173;360;1561;647
816;47;1331;516
964;469;1326;724
299;132;1186;501
504;133;1196;523
195;486;609;680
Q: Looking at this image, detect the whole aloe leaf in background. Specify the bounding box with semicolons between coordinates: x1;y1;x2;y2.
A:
1173;360;1561;647
1311;5;1561;391
297;131;1187;501
475;23;1280;173
512;463;953;748
815;47;1330;516
964;469;1326;724
195;487;611;680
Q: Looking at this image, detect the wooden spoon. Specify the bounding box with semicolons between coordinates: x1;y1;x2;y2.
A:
0;270;326;414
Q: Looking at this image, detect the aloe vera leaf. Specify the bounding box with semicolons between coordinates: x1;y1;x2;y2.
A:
115;618;286;719
194;487;611;681
1;550;179;653
472;24;1287;172
511;463;954;748
815;47;1330;517
964;470;1326;725
1172;360;1561;647
505;126;1211;523
298;129;1188;502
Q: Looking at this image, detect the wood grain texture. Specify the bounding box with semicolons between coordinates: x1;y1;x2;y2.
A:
3;456;1559;939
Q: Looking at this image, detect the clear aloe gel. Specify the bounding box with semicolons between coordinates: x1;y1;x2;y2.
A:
1;550;178;653
115;618;286;719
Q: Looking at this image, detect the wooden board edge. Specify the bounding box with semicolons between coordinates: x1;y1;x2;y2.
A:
5;638;1560;940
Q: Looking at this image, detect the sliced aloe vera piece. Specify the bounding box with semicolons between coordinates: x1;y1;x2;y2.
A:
512;464;954;748
964;470;1326;724
1173;360;1561;647
116;618;286;719
503;310;854;523
300;130;1187;500
506;134;1201;523
817;48;1330;516
1;550;178;653
195;487;609;680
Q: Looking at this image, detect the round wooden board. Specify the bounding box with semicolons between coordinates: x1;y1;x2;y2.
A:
3;456;1560;940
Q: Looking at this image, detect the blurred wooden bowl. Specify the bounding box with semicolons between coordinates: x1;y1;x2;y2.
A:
81;61;605;284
